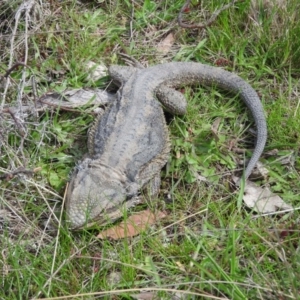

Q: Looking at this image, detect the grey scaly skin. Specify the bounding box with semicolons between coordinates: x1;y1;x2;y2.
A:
65;62;267;229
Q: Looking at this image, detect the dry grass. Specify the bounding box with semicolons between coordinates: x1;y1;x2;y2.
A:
1;0;300;299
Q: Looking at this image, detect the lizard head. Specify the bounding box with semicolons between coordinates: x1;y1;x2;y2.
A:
65;159;128;229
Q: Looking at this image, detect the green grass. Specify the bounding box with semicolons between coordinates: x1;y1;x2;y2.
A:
1;0;300;299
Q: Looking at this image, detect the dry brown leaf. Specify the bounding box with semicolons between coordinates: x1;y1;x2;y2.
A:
97;210;166;240
242;180;293;213
157;32;175;55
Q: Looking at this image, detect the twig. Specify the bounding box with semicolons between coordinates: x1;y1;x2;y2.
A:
178;0;240;29
6;107;27;137
119;53;144;68
0;167;41;181
129;0;135;42
1;62;28;78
